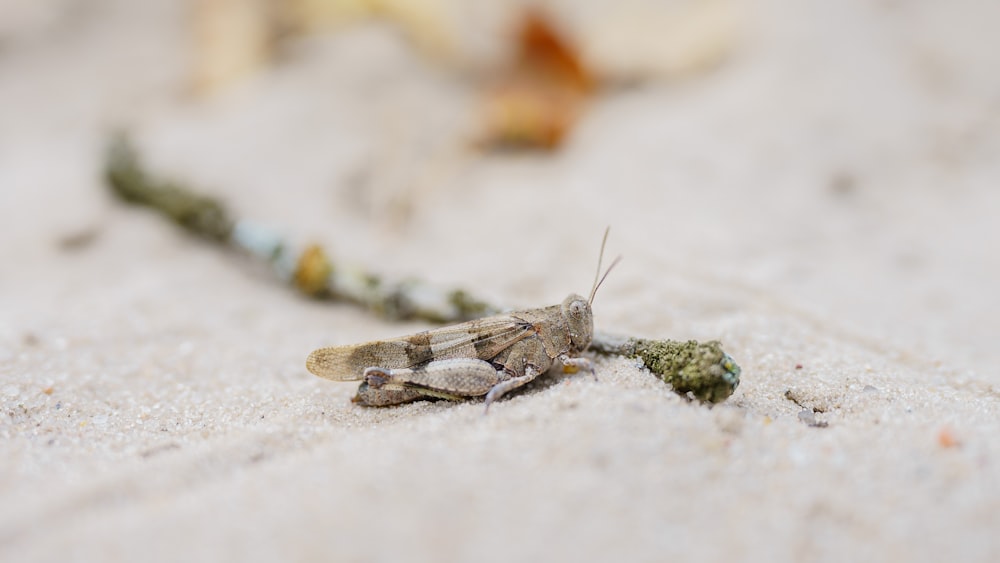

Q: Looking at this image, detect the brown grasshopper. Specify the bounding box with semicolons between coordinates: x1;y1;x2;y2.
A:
306;230;619;411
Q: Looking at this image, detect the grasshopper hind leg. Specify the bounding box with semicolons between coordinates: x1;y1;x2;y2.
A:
354;358;548;411
352;382;465;406
352;382;428;406
363;359;502;397
356;358;504;407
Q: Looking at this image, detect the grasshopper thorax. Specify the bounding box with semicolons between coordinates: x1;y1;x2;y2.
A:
562;293;594;353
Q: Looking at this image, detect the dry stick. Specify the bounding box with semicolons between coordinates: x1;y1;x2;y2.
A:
105;135;741;403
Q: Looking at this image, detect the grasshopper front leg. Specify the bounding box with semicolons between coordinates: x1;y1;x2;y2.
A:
558;354;596;380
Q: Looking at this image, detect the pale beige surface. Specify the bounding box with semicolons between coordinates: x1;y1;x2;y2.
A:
2;1;1000;561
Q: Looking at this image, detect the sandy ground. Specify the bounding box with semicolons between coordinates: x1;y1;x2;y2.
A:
2;0;999;561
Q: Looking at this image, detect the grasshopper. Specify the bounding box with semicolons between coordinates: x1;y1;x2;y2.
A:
306;230;619;411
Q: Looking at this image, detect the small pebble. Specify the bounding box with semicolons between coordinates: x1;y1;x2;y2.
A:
798;409;828;428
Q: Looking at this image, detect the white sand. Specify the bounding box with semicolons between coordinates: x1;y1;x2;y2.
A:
2;1;999;561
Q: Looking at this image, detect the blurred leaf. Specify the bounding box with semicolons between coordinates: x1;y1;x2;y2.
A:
582;0;741;81
515;10;594;94
480;10;594;150
190;0;276;96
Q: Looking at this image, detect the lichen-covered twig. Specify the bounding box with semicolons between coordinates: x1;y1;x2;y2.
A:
105;135;497;323
590;333;740;403
106;137;234;242
104;134;740;403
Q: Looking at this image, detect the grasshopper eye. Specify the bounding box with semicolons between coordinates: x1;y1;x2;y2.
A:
570;300;586;317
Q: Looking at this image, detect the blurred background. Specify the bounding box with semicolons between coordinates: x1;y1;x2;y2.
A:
3;1;1000;560
2;0;999;367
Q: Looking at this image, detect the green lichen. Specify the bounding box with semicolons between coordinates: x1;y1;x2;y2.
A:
618;338;740;403
105;135;233;242
640;339;740;403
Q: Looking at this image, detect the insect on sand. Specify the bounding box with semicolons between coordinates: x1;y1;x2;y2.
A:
306;229;620;412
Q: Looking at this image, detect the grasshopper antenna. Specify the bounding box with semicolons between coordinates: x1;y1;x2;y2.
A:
589;227;622;305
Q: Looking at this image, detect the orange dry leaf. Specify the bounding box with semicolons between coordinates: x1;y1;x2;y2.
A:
516;11;594;94
480;10;595;149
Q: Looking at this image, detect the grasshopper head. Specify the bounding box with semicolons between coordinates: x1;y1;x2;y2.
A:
562;294;593;353
565;227;620;354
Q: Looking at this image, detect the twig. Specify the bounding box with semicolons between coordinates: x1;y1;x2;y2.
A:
105;135;497;323
104;134;741;403
590;333;740;403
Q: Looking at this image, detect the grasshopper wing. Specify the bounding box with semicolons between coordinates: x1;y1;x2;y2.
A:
306;315;533;381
